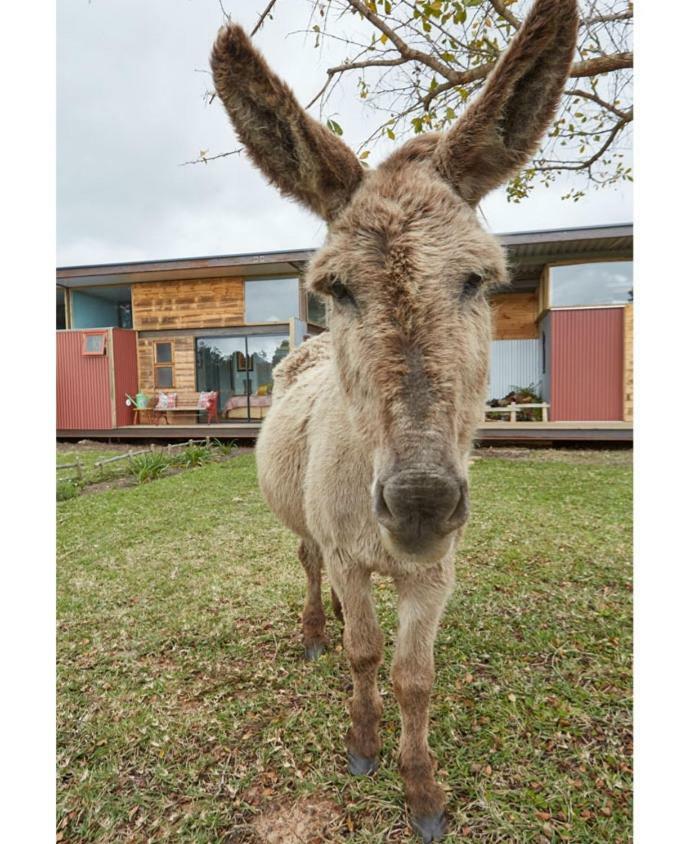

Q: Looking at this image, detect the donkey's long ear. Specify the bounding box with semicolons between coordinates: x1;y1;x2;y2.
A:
211;24;364;222
434;0;579;206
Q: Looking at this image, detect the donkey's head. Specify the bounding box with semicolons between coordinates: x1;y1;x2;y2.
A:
212;0;578;564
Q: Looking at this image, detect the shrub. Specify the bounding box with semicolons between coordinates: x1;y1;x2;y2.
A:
210;438;237;457
129;452;170;484
57;479;81;501
174;444;212;469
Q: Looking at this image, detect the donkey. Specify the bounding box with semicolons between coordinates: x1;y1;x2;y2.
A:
211;1;578;839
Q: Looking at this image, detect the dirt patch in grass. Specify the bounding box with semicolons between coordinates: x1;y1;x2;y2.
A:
252;796;343;843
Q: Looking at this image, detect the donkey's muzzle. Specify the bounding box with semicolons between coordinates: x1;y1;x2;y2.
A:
373;466;469;560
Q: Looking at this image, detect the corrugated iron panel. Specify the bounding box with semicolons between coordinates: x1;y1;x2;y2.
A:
111;329;139;427
56;330;114;429
538;313;552;402
488;339;543;400
551;308;624;421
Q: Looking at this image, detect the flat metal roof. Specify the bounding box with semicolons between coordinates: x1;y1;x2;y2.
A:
57;223;632;289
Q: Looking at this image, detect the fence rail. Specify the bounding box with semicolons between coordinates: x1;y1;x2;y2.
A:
56;437;216;479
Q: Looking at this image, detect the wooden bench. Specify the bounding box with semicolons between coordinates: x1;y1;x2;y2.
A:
131;392;218;425
132;406;207;425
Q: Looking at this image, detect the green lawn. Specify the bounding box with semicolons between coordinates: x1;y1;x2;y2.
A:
57;452;632;843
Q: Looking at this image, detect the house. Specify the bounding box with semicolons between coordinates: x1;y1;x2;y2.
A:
56;223;633;444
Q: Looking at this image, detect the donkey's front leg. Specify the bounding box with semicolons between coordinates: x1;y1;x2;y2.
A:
330;564;384;775
392;566;454;843
298;539;327;661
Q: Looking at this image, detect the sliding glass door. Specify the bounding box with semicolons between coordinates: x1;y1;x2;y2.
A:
195;334;289;422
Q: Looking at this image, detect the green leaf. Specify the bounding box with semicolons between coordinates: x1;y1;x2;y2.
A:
326;119;343;136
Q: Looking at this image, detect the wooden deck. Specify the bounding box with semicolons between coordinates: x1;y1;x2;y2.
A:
57;421;633;444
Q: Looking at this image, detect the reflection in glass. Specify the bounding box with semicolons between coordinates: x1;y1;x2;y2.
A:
245;278;299;323
195;334;290;421
155;342;172;363
155;366;173;388
550;261;633;307
57;288;66;329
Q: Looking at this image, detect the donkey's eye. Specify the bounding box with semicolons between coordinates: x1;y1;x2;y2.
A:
461;272;484;299
329;278;356;307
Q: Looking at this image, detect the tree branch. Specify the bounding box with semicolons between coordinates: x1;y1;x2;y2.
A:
180;148;243;167
422;52;632;109
539;113;632;173
251;0;278;37
489;0;520;29
345;0;463;85
570;52;633;78
568;88;630;120
306;56;410;109
581;11;634;27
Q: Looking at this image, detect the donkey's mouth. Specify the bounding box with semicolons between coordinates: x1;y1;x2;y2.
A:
377;523;457;565
373;466;469;563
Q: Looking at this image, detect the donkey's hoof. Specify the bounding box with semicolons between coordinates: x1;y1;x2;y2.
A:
347;751;378;776
410;811;447;843
303;642;326;661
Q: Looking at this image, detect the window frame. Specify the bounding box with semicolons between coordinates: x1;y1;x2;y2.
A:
81;330;107;356
546;258;633;310
153;340;175;388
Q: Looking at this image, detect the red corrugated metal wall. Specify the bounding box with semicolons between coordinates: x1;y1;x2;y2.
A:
57;330;114;429
111;329;139;427
551;308;624;421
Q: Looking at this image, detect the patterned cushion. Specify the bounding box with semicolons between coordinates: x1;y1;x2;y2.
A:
155;392;177;410
197;391;216;409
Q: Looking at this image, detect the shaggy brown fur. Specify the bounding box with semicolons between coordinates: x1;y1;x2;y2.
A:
210;26;364;221
211;3;577;840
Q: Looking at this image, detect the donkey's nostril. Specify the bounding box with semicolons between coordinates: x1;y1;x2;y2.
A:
375;469;467;538
445;482;469;529
373;480;393;524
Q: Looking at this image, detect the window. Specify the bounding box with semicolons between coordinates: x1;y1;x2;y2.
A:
82;331;107;355
307;292;327;326
195;333;290;421
549;261;633;308
154;341;174;387
70;286;133;329
155;342;173;363
245;277;299;323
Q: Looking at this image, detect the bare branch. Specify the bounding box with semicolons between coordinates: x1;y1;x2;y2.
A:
180;148;243;167
251;0;278;37
306;56;410;110
581;11;634;27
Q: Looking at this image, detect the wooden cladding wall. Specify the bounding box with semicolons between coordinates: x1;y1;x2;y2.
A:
132;278;244;330
137;336;200;417
491;292;539;340
623;303;633;422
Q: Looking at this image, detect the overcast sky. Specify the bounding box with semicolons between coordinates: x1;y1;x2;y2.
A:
57;0;633;268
